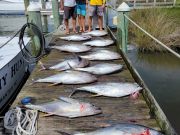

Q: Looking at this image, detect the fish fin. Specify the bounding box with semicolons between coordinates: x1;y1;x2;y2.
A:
58;97;79;104
38;61;49;71
55;131;72;135
89;94;102;98
48;82;61;87
41;113;54;117
76;55;82;62
67;62;75;70
68;90;77;97
72;53;82;61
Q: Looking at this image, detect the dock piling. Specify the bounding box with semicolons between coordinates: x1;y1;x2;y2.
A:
27;4;43;56
27;4;43;32
52;0;60;29
24;0;30;15
117;2;130;53
41;0;48;33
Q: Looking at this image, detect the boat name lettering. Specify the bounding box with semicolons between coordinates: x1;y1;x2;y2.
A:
0;73;7;90
11;59;24;78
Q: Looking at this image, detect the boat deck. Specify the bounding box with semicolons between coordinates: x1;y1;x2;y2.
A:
9;33;161;135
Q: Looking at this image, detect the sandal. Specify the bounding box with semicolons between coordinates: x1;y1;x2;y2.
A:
73;31;78;34
65;31;70;35
79;29;83;33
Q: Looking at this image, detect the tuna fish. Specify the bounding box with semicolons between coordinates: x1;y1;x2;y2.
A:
58;123;164;135
80;50;121;60
51;44;91;53
70;82;142;97
82;30;108;37
25;97;102;118
83;39;114;47
40;56;90;71
35;70;97;85
74;63;123;75
59;35;92;41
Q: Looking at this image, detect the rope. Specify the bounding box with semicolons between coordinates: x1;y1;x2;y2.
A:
105;5;180;58
19;23;46;63
124;14;180;58
0;30;21;49
4;107;38;135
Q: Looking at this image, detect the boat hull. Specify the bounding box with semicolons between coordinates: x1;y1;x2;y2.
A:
0;51;34;114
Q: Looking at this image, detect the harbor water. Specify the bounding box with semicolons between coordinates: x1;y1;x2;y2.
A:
127;48;180;133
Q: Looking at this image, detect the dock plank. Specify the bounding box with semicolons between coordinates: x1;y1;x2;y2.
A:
9;34;160;135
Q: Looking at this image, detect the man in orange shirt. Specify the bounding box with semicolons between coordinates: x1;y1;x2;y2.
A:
88;0;106;32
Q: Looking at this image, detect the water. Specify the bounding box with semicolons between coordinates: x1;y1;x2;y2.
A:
127;48;180;133
0;15;54;36
0;15;26;36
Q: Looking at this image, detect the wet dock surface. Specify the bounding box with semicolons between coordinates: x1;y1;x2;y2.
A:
9;33;160;135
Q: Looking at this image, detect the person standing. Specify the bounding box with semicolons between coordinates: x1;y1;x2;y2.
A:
76;0;88;33
60;0;77;34
88;0;106;32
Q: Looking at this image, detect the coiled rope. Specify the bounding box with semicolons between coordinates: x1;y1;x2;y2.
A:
19;23;46;63
4;107;38;135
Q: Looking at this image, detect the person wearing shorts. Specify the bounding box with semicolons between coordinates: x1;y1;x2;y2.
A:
88;0;106;32
76;0;88;33
60;0;77;34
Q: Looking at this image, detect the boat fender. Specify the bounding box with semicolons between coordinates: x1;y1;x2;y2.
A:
21;97;32;105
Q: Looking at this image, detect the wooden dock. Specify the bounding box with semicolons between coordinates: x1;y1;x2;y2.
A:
7;33;162;135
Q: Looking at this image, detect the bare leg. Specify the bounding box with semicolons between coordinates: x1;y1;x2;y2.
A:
78;15;82;32
72;17;77;33
64;19;69;34
88;16;92;32
81;16;86;32
98;16;103;31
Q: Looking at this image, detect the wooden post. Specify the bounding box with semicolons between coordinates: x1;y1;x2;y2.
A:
27;4;43;56
117;2;130;54
154;0;156;6
41;0;48;33
24;0;30;15
173;0;176;6
52;0;60;29
27;4;43;31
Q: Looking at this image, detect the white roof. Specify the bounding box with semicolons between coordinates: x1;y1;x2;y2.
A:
0;37;30;69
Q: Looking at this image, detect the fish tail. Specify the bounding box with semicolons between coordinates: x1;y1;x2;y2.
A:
38;61;49;70
27;78;36;85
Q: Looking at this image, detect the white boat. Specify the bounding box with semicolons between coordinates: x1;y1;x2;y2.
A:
0;0;52;15
0;37;34;114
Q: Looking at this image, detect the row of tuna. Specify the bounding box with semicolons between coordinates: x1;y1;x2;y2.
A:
26;30;163;135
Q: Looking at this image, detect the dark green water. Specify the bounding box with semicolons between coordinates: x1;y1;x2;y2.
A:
127;48;180;133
